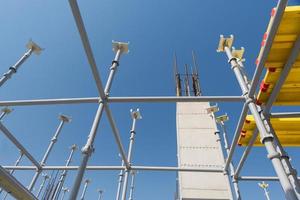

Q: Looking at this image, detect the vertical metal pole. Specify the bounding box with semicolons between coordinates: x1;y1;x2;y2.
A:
223;45;297;200
36;173;50;198
97;189;104;200
0;41;42;88
28;114;70;191
61;187;69;200
115;159;124;200
218;118;241;200
259;182;271;200
53;144;77;199
208;109;233;200
80;179;91;200
68;42;127;200
120;109;142;200
128;171;136;200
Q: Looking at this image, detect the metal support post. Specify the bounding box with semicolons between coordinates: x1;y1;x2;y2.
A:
258;182;271;200
53;144;77;199
216;114;241;200
219;38;298;200
115;159;124;200
97;189;104;200
207;107;234;200
68;41;128;200
128;171;137;200
0;41;42;88
80;179;91;200
120;109;142;200
36;173;50;198
28;114;70;191
61;187;69;200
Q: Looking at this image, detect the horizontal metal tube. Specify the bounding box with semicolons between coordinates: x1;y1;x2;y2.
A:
2;165;223;172
239;176;300;181
0;96;245;106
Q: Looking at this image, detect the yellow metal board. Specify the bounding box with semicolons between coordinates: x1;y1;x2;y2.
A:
238;115;300;147
256;6;300;105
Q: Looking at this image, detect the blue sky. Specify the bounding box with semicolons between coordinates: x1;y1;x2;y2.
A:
0;0;300;199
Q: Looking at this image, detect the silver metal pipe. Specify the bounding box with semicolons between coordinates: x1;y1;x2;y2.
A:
128;171;136;200
248;0;288;98
80;179;91;200
68;0;106;98
68;46;125;199
28;115;70;191
234;128;258;178
0;122;41;169
219;121;241;200
61;187;69;200
239;176;300;181
2;165;224;172
0;96;245;107
224;104;248;171
121;111;139;200
0;48;33;87
115;160;124;200
52;144;77;199
36;173;50;198
209;111;233;200
224;46;297;200
270;112;300;118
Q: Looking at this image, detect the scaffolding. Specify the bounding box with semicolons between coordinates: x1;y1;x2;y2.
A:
0;0;300;199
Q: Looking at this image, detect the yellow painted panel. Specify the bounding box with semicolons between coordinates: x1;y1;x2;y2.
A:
238;115;300;146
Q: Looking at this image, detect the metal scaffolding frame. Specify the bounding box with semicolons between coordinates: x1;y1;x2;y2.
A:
0;0;299;199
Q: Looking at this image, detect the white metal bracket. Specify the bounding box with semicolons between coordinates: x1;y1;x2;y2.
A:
112;41;129;54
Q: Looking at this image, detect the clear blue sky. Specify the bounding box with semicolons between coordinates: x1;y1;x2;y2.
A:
0;0;300;199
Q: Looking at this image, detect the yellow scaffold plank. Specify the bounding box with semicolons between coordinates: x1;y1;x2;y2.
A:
255;6;300;105
238;115;300;147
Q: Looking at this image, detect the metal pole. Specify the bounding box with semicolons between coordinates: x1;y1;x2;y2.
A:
248;0;288;98
222;44;297;200
120;109;142;200
207;108;233;200
68;42;128;200
259;182;271;200
53;144;77;199
216;115;241;200
61;187;69;200
28;114;70;191
0;107;13;120
36;173;50;198
128;171;136;200
0;96;245;107
115;159;124;200
97;189;104;200
80;179;91;200
0;40;42;88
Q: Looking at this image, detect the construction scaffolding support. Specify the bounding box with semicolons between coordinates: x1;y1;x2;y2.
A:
216;114;241;200
120;109;142;200
218;36;298;200
28;114;70;191
0;40;42;88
